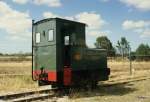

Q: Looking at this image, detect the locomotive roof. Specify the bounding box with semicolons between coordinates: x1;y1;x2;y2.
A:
33;17;87;26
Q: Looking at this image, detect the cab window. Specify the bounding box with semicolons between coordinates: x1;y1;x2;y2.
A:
65;36;69;45
48;30;54;41
36;33;40;43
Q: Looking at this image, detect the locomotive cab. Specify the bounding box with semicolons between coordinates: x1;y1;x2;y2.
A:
32;18;110;87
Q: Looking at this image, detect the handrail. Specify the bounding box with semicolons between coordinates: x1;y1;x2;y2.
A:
32;20;36;81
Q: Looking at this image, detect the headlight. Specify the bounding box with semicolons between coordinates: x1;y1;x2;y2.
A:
74;52;81;60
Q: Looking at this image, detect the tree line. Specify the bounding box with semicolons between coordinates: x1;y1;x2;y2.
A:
95;36;150;60
0;52;32;56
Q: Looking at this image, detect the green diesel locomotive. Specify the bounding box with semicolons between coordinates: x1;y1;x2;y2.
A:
32;18;110;88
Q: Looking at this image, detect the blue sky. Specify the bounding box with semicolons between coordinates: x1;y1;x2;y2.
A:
0;0;150;53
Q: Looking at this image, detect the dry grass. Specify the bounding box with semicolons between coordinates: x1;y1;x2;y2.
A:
0;59;150;102
108;61;150;81
69;79;150;102
0;61;31;75
0;75;37;93
0;61;38;94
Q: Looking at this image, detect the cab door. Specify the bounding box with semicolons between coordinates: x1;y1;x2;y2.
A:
61;25;75;86
64;36;71;66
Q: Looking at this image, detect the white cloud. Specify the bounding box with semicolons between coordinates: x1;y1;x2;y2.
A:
75;12;106;30
12;0;29;4
140;29;150;38
43;12;75;20
43;11;107;37
120;0;150;11
33;0;61;7
122;20;150;30
12;0;62;7
74;12;107;38
87;30;107;37
64;16;74;21
0;1;32;39
43;12;59;18
122;20;150;38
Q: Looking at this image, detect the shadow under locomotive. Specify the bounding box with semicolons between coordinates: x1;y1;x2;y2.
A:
67;83;137;98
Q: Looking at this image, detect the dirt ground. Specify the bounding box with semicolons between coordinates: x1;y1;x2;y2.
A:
66;78;150;102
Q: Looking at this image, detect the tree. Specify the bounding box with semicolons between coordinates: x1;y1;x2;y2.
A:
95;36;116;56
116;40;122;55
136;44;150;55
116;37;130;58
0;53;3;56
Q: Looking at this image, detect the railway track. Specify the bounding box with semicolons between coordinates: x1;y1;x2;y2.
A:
0;76;150;102
101;75;150;87
0;88;58;102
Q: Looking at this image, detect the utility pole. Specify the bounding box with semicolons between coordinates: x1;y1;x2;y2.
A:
129;45;132;75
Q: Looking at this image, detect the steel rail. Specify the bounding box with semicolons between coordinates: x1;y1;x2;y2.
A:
0;88;57;102
101;76;150;87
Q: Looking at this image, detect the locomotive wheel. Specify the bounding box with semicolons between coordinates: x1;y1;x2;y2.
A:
38;80;49;86
38;80;43;86
81;79;97;90
91;81;98;89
